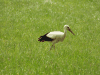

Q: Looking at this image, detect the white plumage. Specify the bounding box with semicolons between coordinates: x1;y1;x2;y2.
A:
47;31;64;38
38;25;75;50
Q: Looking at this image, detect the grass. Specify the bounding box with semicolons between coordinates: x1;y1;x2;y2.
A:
0;0;100;75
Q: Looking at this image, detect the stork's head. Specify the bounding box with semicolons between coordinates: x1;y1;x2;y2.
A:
64;25;75;35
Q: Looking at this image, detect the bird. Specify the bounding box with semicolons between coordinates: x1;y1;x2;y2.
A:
38;25;75;50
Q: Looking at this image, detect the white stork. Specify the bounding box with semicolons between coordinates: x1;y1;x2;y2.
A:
38;25;75;50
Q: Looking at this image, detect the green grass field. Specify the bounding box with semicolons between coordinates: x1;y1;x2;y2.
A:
0;0;100;75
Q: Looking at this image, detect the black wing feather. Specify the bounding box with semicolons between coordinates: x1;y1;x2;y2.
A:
38;32;54;42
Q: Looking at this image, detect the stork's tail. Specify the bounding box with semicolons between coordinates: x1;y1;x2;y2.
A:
38;32;54;42
38;32;49;42
38;36;45;42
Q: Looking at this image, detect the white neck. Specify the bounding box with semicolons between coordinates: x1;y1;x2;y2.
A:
64;28;67;37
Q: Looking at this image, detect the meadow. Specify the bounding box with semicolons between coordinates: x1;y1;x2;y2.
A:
0;0;100;75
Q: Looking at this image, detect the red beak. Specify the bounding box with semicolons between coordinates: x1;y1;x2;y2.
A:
68;28;75;35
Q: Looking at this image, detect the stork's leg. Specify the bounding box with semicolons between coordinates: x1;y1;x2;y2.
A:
49;44;55;50
54;45;55;49
49;40;58;51
49;45;53;50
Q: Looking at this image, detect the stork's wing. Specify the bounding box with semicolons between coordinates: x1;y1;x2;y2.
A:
46;31;64;39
